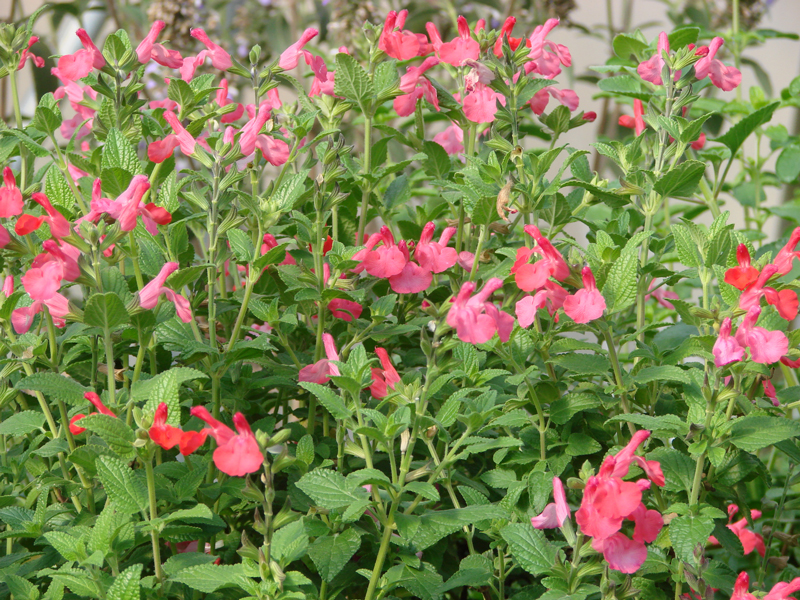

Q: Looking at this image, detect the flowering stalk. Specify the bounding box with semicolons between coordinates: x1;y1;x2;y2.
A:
143;453;164;586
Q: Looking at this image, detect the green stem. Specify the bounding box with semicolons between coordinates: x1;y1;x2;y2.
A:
226;278;254;352
468;224;488;282
356;117;373;244
602;324;637;436
455;122;478;254
144;456;164;586
103;324;116;408
8;68;26;191
128;233;145;290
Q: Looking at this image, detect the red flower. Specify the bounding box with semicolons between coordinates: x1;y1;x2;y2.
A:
563;266;606;324
619;99;645;137
191;407;263;477
381;11;430;61
299;333;341;384
511;225;569;292
149;402;183;450
725;244;760;291
370;348;401;399
70;392;116;435
446;278;514;345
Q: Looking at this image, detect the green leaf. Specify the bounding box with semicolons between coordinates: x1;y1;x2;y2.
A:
440;555;493;592
96;455;148;513
500;523;558;576
390;563;444;600
16;372;92;405
404;481;440;501
136;367;207;427
295;469;360;510
299;382;351;419
422;141;451;179
79;414;135;457
602;251;638;313
102;128;142;174
405;506;507;551
669;27;699;48
308;529;361;582
566;433;601;456
270;170;310;213
712;518;744;557
227;229;254;262
296;434;314;465
45;164;75;215
163;553;216;576
671;223;701;267
728;416;800;451
654;160;706;198
714;102;780;156
334;53;375;112
108;564;142;600
670;514;714;565
777;145;800;183
550;392;602;425
597;76;652;100
168;564;247;593
607;414;689;436
634;366;692;385
43;531;82;561
548;354;611;376
84;292;130;329
648;448;696;494
613;34;648;59
271;519;309;565
0;411;45;436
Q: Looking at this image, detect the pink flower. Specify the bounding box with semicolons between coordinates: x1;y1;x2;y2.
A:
563;266;606;324
637;32;675;86
261;234;296;266
619;99;645;136
763;379;780;407
353;226;407;279
731;571;800;600
18;36;44;69
433;124;464;155
299;333;340;384
645;280;679;310
708;505;765;556
32;240;81;282
308;55;335;97
370;348;401;399
388;252;433;293
446;278;514;345
256;134;291;166
725;244;760;291
2;276;13;297
12;262;70;334
394;57;440;117
734;305;789;364
190;29;232;71
463;84;505;124
575;430;664;573
526;18;571;79
739;264;799;320
87;176;171;235
57;29;105;81
713;317;746;367
516;281;568;327
191;407;263;477
215;79;244;123
148;111;197;163
0;167;23;218
531;477;570;529
239;101;271;156
279;28;318;70
694;37;741;92
774;227;800;275
149;402;184;450
136;21;184;68
16;193;71;240
529;86;579;115
511;226;569;291
435;16;480;66
381;11;430;61
138;262;193;323
494;17;523;57
414;222;457;273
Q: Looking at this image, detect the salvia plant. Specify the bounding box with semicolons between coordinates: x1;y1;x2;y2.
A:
1;3;800;600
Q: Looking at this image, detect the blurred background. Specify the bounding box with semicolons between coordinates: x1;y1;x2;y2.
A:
3;0;800;231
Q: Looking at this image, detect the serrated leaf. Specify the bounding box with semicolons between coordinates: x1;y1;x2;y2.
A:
671;223;701;267
299;382;351;419
634;366;692;385
606;413;689;436
654;161;706;198
405;506;507;551
404;481;440;501
715;102;780;157
96;455;148;513
500;523;558;575
0;411;45;436
102;128;142;174
334;53;374;112
108;564;142;600
15;372;91;405
728;416;800;451
168;564;247;593
670;514;714;565
602;251;638;313
548;354;611;376
295;469;360;510
308;529;361;582
271;519;309;565
84;292;129;329
78;414;134;456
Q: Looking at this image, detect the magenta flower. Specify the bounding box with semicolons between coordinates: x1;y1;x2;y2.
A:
619;99;646;136
138;262;193;323
370;348;401;399
238;101;271;156
148;111;197;163
735;305;788;364
511;226;569;292
381;11;430;61
12;261;70;334
730;571;800;600
446;278;514;345
0;167;23;218
352;226;407;279
713;318;746;367
694;37;741;91
86;176;171;235
637;32;677;86
563;266;606;324
299;333;341;384
279;28;319;70
531;477;571;529
394;57;440;117
516;280;568;327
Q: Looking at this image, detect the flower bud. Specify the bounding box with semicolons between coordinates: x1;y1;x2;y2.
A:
582;111;597;122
